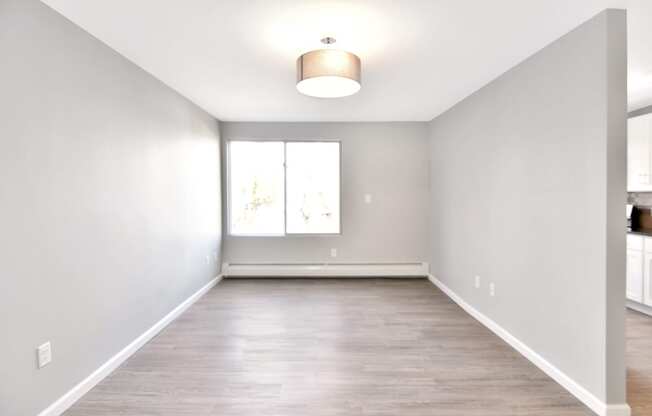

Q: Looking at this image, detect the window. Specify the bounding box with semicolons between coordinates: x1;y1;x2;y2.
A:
228;141;341;235
228;141;285;235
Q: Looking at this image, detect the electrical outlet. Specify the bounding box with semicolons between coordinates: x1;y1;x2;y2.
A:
489;283;496;297
330;248;337;258
474;275;481;289
37;342;51;368
205;255;210;265
364;194;372;204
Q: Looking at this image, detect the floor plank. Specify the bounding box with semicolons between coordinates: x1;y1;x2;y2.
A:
627;309;652;416
64;278;595;416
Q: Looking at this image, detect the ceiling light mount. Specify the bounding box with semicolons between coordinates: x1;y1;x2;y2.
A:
296;38;361;98
320;36;337;45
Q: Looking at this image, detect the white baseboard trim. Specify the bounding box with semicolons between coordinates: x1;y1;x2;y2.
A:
627;299;652;317
427;274;630;416
37;275;222;416
604;405;634;416
222;262;429;277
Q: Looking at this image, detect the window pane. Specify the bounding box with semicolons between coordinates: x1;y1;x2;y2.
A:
229;141;284;235
286;142;340;234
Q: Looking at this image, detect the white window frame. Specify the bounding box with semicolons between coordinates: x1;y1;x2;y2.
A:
226;139;342;237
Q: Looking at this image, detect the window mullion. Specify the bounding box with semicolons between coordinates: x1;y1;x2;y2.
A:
283;141;288;236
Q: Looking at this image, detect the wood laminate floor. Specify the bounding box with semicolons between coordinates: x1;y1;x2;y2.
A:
627;309;652;416
65;278;596;416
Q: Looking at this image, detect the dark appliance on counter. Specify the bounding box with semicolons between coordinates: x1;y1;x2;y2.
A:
629;204;639;231
627;204;652;232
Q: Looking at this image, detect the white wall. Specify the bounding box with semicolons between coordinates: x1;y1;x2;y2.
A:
221;122;430;264
428;9;627;407
0;1;222;415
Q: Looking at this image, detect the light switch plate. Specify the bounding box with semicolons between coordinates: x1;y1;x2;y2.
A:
330;248;337;258
364;194;372;204
474;275;481;289
37;342;51;368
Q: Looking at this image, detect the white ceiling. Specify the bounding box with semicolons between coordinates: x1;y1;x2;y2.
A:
40;0;652;121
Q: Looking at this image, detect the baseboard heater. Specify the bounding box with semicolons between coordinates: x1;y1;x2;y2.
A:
222;262;429;277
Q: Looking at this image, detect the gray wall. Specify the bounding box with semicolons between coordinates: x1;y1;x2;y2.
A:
428;9;626;405
221;122;430;264
0;1;222;415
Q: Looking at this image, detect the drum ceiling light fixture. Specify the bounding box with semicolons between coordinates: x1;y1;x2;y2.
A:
296;37;361;98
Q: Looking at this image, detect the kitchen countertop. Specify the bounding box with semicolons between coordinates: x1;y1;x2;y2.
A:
628;229;652;237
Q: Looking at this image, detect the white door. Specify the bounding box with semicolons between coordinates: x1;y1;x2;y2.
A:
627;249;644;303
645;251;652;306
628;115;652;191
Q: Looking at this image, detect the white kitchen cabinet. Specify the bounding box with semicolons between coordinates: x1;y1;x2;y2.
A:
645;249;652;306
628;234;652;307
628;114;652;192
627;246;644;303
628;249;644;302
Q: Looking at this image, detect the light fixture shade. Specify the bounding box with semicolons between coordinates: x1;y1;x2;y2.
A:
296;49;361;98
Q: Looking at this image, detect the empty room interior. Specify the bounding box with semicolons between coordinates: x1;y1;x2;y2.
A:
4;1;652;415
